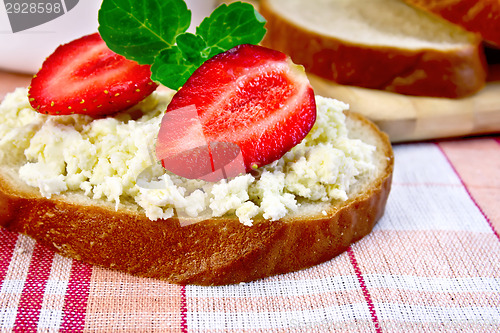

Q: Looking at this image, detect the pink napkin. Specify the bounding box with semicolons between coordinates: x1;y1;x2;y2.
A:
1;137;499;332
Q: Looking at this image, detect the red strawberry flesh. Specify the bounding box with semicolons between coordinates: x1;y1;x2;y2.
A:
156;44;316;179
28;33;158;116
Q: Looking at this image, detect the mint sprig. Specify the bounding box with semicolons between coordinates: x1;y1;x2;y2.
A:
98;0;266;90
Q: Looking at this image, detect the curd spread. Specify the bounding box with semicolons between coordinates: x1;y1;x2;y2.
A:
0;88;376;225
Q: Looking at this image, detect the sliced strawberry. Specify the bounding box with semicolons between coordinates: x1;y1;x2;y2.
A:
28;33;158;116
156;44;316;180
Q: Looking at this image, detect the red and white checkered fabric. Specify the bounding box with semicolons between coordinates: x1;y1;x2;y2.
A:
1;138;500;332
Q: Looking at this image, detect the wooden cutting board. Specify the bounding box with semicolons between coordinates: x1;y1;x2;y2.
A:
309;74;500;143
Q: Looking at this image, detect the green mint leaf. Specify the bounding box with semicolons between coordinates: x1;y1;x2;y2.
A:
151;46;200;90
196;2;266;59
98;0;191;64
151;2;267;90
176;33;208;64
98;0;267;90
151;33;207;90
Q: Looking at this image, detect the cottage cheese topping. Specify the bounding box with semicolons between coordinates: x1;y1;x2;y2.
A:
0;88;376;225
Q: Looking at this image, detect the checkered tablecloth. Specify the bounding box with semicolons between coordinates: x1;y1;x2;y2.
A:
1;137;500;332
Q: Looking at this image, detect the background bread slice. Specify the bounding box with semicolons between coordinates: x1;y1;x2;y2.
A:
403;0;500;48
259;0;487;98
0;111;393;286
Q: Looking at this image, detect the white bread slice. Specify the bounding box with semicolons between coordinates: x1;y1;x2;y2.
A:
259;0;487;98
0;106;393;286
403;0;500;48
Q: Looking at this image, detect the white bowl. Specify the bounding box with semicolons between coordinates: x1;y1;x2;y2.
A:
0;0;215;74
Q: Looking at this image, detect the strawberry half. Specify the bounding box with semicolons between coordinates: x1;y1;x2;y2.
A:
28;33;158;116
156;44;316;180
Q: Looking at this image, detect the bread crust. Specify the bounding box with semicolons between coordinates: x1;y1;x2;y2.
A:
259;0;487;98
403;0;500;48
0;112;393;285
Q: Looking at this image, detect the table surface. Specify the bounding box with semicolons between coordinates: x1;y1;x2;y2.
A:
1;69;500;332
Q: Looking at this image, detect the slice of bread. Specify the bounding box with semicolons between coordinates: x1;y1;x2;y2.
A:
403;0;500;48
0;105;393;286
259;0;487;98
